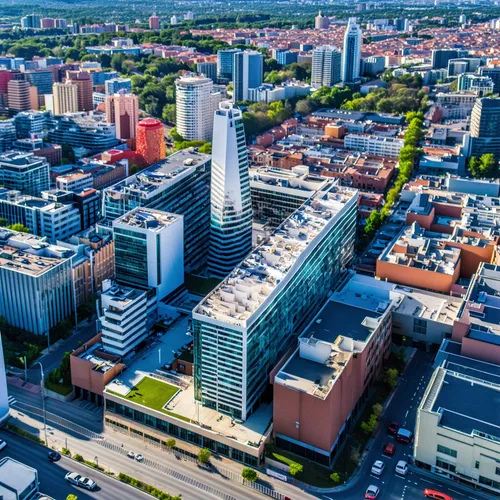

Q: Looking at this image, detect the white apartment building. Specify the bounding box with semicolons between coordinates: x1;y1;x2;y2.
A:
341;18;362;84
113;207;184;302
175;74;221;141
56;172;93;193
311;46;342;89
344;133;404;158
53;82;79;115
99;280;149;357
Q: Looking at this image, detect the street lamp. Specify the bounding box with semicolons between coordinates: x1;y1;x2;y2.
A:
36;362;48;446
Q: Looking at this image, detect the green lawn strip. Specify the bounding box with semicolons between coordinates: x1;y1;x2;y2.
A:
45;380;73;395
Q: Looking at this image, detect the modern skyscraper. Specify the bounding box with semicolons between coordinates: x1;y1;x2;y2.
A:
7;80;31;113
105;91;139;140
149;13;160;30
175;74;221;141
113;207;184;301
217;49;241;83
53;81;79;115
469;98;500;158
24;70;54;96
65;70;93;111
135;118;166;166
431;49;460;70
341;18;362;84
311;46;342;89
194;183;358;420
315;11;330;30
233;51;263;102
208;102;252;278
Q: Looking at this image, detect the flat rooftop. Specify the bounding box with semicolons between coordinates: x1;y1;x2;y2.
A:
77;343;117;374
0;457;37;499
194;184;357;327
114;207;181;231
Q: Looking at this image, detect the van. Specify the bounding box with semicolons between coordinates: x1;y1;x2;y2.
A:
396;428;413;443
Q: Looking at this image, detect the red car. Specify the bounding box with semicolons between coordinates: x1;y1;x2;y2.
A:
424;489;454;500
383;442;396;456
388;421;399;435
365;485;379;499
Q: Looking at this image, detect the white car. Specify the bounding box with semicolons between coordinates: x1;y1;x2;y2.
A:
135;454;144;462
371;460;385;476
395;460;408;476
127;451;136;459
0;439;6;451
65;472;97;490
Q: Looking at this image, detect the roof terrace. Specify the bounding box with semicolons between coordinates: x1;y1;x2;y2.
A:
114;207;181;232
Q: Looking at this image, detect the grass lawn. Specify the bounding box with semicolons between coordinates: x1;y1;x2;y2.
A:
119;377;191;423
45;380;73;396
184;273;221;296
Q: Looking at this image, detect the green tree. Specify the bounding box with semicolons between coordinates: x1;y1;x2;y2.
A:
361;413;378;436
197;448;211;464
66;495;78;500
0;218;7;226
162;104;176;125
469;156;481;177
242;467;258;482
384;368;399;390
372;403;383;418
59;351;71;386
6;224;30;233
199;142;212;154
289;463;303;476
330;472;341;483
165;438;176;449
479;153;498;177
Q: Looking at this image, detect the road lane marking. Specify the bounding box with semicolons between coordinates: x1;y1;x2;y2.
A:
421;478;436;485
449;489;462;494
405;410;409;418
370;475;380;480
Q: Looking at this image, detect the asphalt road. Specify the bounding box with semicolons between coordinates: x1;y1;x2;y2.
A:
0;429;152;500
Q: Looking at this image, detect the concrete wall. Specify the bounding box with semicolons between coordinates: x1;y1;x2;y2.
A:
461;336;500;365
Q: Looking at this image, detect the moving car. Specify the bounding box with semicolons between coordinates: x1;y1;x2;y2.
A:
383;442;396;456
395;460;408;476
135;454;144;462
127;451;136;459
371;460;385;476
388;421;399;435
365;485;380;499
424;489;454;500
396;428;413;443
48;451;61;462
65;472;97;491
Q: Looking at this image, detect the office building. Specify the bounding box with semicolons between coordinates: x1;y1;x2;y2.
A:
20;14;41;29
233;50;263;102
447;58;481;77
98;280;149;357
196;61;217;81
479;67;500;93
0;229;74;335
0;152;49;196
344;134;404;158
315;11;330;30
135;118;166;166
431;49;461;70
469;98;500;158
208;102;252;278
113;208;184;301
362;56;385;76
65;70;93;111
24;70;53;96
217;49;241;82
341;18;362;84
7;80;31;113
273;49;298;66
175;75;221;141
105;91;139;140
14;110;49;138
149;13;160;30
104;77;132;96
53;81;78;115
193;183;358;421
0;120;15;153
56;172;93;193
311;46;342;89
103;149;211;271
457;74;494;96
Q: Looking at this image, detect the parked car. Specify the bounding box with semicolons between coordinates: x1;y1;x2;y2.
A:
127;451;136;459
135;454;144;462
371;460;385;476
365;485;380;499
388;421;400;435
396;428;413;443
48;451;61;462
424;489;454;500
65;472;97;490
383;442;396;456
395;460;408;476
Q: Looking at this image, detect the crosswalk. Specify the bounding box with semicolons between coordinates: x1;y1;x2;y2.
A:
7;396;17;407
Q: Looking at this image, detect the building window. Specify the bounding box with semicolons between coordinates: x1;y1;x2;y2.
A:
413;318;427;335
437;444;457;458
436;457;456;473
475;461;480;469
496;467;500;476
480;476;500;490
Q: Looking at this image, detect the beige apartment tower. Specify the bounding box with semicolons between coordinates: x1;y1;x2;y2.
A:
53;82;79;115
105;91;139;140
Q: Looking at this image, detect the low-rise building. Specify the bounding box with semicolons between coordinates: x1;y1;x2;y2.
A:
344;133;404;158
56;172;94;193
0;457;39;500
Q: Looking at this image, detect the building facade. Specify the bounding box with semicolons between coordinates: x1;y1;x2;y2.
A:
233;50;264;102
53;81;79;115
135;118;166;166
311;46;342;89
0;152;50;196
105;91;139;140
341;18;362;84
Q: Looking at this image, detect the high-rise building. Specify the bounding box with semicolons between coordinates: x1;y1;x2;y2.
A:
193;183;358;420
233;50;263;102
14;110;50;138
0;120;16;152
273;49;298;66
104;77;132;96
217;49;242;83
175;74;221;141
0;151;50;196
65;70;93;111
341;18;362;84
208;102;252;278
20;14;41;29
103;149;211;271
135;118;166;166
7;80;31;113
315;11;330;30
40;18;56;29
113;207;184;301
311;46;342;89
24;70;54;96
53;81;79;115
431;49;460;70
196;61;217;81
0;70;14;96
479;67;500;93
469;98;500;158
105;91;139;140
0;337;9;426
0;228;74;336
149;13;160;30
